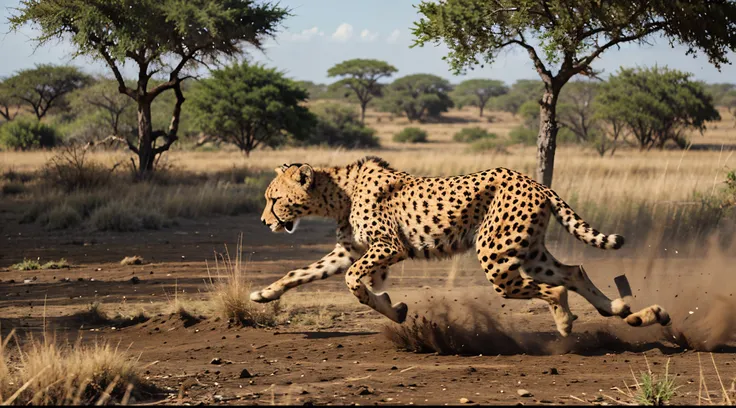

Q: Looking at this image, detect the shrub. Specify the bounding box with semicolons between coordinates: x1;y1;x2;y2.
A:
298;103;380;149
393;127;428;143
509;126;537;145
453;127;496;143
39;204;82;230
468;138;509;154
44;145;113;191
0;118;60;150
1;181;25;196
89;202;167;232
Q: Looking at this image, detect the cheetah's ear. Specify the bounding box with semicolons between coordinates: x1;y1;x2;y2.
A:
292;164;314;190
274;164;289;175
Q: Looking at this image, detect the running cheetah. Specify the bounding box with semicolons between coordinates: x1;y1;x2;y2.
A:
252;156;670;336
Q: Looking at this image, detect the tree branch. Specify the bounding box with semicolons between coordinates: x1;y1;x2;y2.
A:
88;135;139;154
98;47;137;100
572;23;664;74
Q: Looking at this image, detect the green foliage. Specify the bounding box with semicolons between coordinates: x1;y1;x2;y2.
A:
0;117;60;150
453;127;496;143
298;103;380;149
327;59;398;123
413;0;736;75
702;83;736;106
379;74;453;122
509;126;538;146
0;79;22;121
393;127;428;143
596;66;721;150
4;64;91;120
468;137;509;154
492;80;544;115
190;62;315;156
10;0;290;174
451;79;507;116
67;78;136;142
11;258;42;271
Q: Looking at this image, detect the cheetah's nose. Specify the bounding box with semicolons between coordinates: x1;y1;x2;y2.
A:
261;218;267;225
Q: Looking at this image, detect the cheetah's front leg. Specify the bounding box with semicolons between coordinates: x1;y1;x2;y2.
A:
345;242;408;323
250;243;358;303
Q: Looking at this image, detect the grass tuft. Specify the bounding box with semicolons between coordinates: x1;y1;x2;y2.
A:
207;234;279;327
120;256;144;266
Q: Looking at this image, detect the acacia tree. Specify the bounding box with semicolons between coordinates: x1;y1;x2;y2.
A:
452;79;507;117
10;0;288;177
413;0;736;186
328;59;398;124
71;78;135;139
379;74;454;122
557;80;601;144
0;80;22;122
6;64;91;120
596;67;720;150
190;62;315;156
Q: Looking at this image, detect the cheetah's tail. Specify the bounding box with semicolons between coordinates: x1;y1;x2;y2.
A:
543;189;625;250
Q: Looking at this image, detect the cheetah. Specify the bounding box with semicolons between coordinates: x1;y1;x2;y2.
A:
253;156;670;336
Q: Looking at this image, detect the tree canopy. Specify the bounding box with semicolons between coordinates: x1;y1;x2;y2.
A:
379;74;453;122
10;0;289;175
190;62;315;156
596;66;721;150
451;79;507;117
412;0;736;186
5;64;91;120
327;59;398;124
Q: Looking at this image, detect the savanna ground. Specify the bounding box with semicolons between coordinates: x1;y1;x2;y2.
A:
1;106;736;405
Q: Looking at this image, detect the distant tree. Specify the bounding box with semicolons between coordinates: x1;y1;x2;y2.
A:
413;0;736;186
297;103;380;149
296;80;329;100
492;80;544;116
327;59;398;124
703;83;736;107
10;0;289;177
0;79;22;122
190;62;315;156
379;74;453;122
451;79;507;117
5;64;91;120
596;67;721;150
722;90;736;126
70;78;135;139
557;80;601;144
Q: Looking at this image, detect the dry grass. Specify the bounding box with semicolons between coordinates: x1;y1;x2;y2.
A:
11;258;69;271
0;329;147;405
206;234;279;327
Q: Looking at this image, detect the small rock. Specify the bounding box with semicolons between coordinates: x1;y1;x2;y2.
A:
460;397;472;404
210;358;222;365
550;367;559;375
130;276;141;284
517;389;532;397
239;369;253;378
357;385;375;396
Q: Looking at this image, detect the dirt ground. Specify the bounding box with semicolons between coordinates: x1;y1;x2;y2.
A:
1;203;736;405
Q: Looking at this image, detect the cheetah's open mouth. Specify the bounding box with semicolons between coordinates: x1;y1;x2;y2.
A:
283;219;299;234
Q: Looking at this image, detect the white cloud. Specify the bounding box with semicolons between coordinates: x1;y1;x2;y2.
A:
282;26;323;42
386;29;401;44
331;23;354;42
360;29;379;42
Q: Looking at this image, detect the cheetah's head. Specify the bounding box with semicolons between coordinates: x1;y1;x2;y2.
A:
261;163;316;234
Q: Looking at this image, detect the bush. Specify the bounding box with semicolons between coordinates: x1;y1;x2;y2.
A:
39;204;82;230
468;138;509;154
298;103;380;149
509;126;537;145
453;127;497;143
393;127;428;143
44;145;113;191
89;202;167;232
0;118;60;150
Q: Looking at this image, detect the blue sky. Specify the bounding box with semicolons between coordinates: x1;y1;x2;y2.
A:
2;0;736;85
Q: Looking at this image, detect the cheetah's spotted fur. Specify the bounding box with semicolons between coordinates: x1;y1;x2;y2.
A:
254;156;670;336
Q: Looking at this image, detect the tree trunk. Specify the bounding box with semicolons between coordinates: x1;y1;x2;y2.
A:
137;101;155;177
360;101;367;125
479;104;484;117
536;87;560;187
